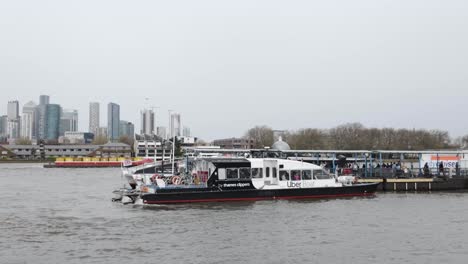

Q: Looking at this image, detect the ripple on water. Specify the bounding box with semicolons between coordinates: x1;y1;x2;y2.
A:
2;166;468;264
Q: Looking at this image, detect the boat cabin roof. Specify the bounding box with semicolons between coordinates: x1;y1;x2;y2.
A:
248;158;323;171
206;158;251;168
201;158;324;171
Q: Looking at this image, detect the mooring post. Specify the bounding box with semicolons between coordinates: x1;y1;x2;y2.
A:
379;152;383;178
418;153;422;176
332;153;336;174
365;154;368;178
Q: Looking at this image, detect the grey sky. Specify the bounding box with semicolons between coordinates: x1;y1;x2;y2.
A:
1;0;467;140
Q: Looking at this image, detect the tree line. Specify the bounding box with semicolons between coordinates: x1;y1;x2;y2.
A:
245;123;468;150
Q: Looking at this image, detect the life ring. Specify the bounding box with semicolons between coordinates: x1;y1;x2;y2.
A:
151;174;162;182
172;176;182;185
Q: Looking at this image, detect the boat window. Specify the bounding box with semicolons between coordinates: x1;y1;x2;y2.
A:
279;170;290;181
218;168;226;180
291;170;301;181
266;167;270;178
273;168;277;178
252;168;263;178
302;170;312;180
226;168;239;179
239;168;251;179
135;167;156;174
314;169;331;180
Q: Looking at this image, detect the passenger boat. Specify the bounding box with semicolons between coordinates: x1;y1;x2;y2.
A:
44;157;155;168
114;158;379;205
120;158;182;190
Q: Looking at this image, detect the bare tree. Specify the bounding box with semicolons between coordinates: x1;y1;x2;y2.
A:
92;135;108;145
454;135;468;149
245;126;274;148
286;128;328;149
329;123;366;150
15;137;32;145
245;123;456;150
118;135;134;147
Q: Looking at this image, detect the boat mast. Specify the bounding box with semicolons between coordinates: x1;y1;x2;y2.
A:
172;127;176;175
161;139;165;174
168;109;176;175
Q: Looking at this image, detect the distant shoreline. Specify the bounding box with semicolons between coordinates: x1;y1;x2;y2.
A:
0;160;49;164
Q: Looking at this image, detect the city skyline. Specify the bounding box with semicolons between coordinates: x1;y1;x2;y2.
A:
1;93;468;142
1;96;187;141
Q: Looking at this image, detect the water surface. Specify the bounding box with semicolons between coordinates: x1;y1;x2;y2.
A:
1;164;467;264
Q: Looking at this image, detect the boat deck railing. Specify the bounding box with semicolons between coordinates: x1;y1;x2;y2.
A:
339;168;468;179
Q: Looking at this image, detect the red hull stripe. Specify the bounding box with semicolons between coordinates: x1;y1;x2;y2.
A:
55;162;122;167
144;192;375;204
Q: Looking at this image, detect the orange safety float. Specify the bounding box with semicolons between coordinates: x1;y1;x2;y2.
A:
151;174;162;182
172;176;182;185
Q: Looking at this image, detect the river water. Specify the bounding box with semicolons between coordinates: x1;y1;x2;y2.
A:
1;163;468;264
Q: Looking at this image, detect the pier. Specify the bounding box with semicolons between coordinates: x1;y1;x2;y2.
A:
358;178;468;192
185;147;468;191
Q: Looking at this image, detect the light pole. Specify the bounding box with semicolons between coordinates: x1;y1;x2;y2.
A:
168;110;176;175
168;110;173;141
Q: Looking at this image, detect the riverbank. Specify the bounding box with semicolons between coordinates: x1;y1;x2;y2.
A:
0;160;50;164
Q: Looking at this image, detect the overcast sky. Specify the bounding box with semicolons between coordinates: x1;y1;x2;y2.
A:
1;0;467;140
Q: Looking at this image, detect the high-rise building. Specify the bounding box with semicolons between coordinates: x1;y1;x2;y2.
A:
39;95;50;106
156;126;167;139
0;115;7;138
107;103;120;141
140;109;155;135
60;109;78;136
7;121;20;140
96;127;108;139
119;121;135;138
169;112;181;139
7;101;21;140
37;95;50;140
7;101;19;120
183;126;191;137
21;101;38;140
45;104;61;140
0;115;8;142
37;105;47;140
89;102;100;136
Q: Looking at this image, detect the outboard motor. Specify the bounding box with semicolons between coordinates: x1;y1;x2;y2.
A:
337;176;356;186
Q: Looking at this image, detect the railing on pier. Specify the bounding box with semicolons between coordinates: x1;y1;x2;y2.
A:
338;168;468;178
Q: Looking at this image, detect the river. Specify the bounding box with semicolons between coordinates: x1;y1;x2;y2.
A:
1;163;467;264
